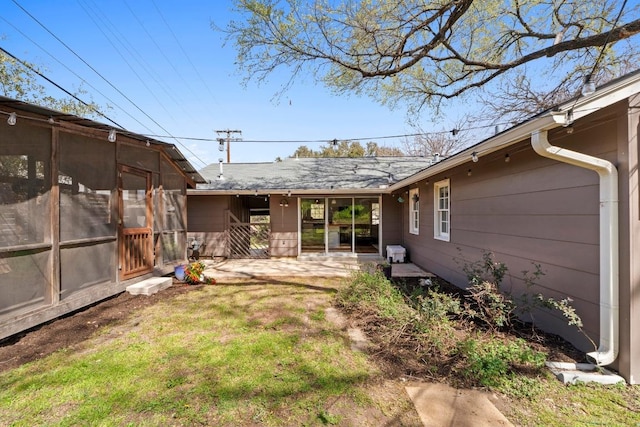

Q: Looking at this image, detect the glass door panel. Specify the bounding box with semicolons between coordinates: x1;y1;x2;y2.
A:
354;198;380;253
300;198;325;253
328;198;353;253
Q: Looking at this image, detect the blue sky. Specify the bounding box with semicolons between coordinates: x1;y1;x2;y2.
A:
2;1;638;168
1;0;442;168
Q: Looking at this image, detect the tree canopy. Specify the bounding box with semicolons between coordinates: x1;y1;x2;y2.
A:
0;50;101;117
289;140;403;158
225;0;640;117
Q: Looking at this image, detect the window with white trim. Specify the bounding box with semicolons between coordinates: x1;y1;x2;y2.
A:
434;179;450;241
409;188;419;235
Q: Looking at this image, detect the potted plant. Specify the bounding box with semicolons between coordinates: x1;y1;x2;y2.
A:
183;261;216;285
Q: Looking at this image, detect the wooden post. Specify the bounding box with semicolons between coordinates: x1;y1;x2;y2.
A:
49;127;60;306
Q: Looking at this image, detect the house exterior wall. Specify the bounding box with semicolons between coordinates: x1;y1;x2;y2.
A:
270;197;298;257
619;94;640;383
186;195;229;258
402;105;626;365
382;194;404;258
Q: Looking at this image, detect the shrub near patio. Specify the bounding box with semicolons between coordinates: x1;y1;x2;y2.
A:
335;262;640;426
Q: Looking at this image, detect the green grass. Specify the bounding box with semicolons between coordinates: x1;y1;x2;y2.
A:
0;281;381;426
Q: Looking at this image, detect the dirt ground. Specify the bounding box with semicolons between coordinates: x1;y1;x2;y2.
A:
0;282;195;373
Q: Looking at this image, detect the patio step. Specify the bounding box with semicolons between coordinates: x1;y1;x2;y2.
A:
126;277;172;296
391;263;435;279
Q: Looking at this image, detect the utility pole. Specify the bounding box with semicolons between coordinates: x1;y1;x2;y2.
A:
215;129;242;163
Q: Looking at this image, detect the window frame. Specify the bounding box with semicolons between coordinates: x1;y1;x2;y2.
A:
433;179;450;241
409;187;419;235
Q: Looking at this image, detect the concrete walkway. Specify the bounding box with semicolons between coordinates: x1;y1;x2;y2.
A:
406;383;513;426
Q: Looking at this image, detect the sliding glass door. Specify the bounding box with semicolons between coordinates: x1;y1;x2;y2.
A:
300;198;325;253
300;197;380;254
328;198;353;252
354;198;380;253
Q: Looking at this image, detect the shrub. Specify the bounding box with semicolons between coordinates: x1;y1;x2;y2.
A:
336;269;413;321
459;252;516;329
457;337;546;387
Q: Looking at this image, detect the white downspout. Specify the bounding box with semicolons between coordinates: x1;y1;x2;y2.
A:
531;130;619;366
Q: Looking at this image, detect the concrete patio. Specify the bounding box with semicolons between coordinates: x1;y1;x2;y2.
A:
201;257;370;281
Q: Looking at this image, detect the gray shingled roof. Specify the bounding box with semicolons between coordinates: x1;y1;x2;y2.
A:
197;157;430;192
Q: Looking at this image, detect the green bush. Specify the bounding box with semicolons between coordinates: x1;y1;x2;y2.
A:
336;269;413;321
457;337;546;387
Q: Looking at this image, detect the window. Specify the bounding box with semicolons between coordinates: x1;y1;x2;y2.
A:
409;188;419;235
434;179;450;241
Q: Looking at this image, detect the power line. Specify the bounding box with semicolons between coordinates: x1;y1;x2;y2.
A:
150;0;218;104
0;13;152;131
216;129;242;163
76;0;178;122
10;0;208;168
122;0;206;107
0;45;124;128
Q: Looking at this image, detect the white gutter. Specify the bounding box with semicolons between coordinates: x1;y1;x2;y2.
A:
531;130;619;366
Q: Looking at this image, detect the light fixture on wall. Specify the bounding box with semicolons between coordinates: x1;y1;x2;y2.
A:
108;129;117;142
287;190;291;197
146;140;150;147
467;169;472;176
504;153;511;163
48;116;55;124
412;193;419;202
7;112;17;126
279;199;289;207
471;152;479;163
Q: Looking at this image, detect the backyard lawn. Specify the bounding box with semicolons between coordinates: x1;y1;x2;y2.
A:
0;272;638;426
0;278;420;426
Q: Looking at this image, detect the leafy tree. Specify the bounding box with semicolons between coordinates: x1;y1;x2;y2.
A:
0;50;101;117
289;139;403;158
225;0;640;117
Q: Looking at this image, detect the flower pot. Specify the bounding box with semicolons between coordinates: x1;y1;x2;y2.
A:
174;265;186;281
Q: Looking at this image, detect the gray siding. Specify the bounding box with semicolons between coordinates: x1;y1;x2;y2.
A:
619;95;640;383
381;194;404;255
403;106;622;354
187;195;228;257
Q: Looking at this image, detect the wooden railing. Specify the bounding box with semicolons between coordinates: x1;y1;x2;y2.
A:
120;228;153;279
228;213;270;259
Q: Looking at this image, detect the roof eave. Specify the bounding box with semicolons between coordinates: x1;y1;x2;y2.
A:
389;72;640;191
187;187;391;196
